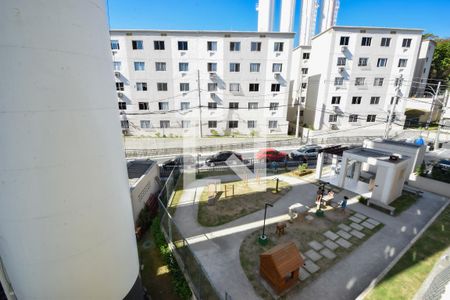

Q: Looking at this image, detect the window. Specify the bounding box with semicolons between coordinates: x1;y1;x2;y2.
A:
208;83;218;91
160;120;170;128
155;62;166;71
381;37;391;47
180;83;189;92
402;38;412;48
141;120;151;128
154;40;165;50
179;63;189;72
349;114;358;122
178;41;188;51
334;77;344;86
111;40;120;50
228;121;238;128
352;97;362;104
269;103;279;110
274;42;284;52
136;82;147;91
337;57;346;66
158;102;168;111
157;82;168;91
251;42;261;51
398;59;408;68
207;41;217;51
134;61;145;71
331;96;341;104
139;102;149;110
250;63;261;72
230;63;240;72
423;68;427;74
207;63;217;72
355;77;365;86
358;57;368;66
208;102;217;109
361;37;372;46
116;82;124;91
118;102;127;110
248;120;256;128
374;78;384;86
181;120;190;128
249;83;259;92
230;42;241;51
301;68;308;74
229;83;240;92
113;61;121;71
248;102;258;109
301;83;307;89
303;52;310;59
180;102;190;110
132;40;143;50
370;96;380;104
229;102;239;109
329;115;338;122
268;121;278;128
121;120;129;129
271;84;281;92
394;78;401;87
272;63;283;72
208;120;217;128
390;97;399;105
377;58;388;67
340;36;349;46
367;115;376;122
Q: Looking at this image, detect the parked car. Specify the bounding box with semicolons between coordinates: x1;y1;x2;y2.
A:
205;151;243;167
162;155;196;169
289;145;322;162
436;159;450;170
255;148;288;162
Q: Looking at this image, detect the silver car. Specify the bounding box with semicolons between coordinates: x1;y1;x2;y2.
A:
290;145;322;162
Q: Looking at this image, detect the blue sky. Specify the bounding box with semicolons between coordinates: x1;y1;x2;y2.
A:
108;0;450;44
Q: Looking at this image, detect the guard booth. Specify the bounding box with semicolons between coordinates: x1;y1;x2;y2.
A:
259;241;303;294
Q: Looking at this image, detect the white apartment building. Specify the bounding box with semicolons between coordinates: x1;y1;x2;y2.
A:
289;26;423;135
410;39;436;97
110;30;294;136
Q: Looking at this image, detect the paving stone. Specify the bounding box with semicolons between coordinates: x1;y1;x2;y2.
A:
349;216;363;223
308;240;324;251
299;268;310;281
354;213;367;220
350;222;364;231
305;215;314;221
320;248;337;260
304;249;322;262
337;230;352;240
361;221;376;230
366;218;380;226
350;229;366;239
304;260;320;274
336;238;352;249
323;239;339;251
323;230;339;241
338;224;352;232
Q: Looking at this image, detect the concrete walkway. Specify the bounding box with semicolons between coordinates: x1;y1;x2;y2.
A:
172;174;448;300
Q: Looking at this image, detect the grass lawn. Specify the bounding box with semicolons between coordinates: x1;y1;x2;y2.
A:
197;179;291;227
390;192;419;215
366;205;450;300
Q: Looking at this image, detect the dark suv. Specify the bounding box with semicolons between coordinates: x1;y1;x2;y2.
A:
205;151;243;167
162;155;196;169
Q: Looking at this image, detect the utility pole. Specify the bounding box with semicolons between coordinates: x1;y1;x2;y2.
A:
425;81;441;133
197;70;203;138
384;75;403;139
434;89;449;150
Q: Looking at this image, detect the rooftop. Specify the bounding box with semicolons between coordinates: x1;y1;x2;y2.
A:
378;139;424;148
312;25;423;40
345;147;409;164
110;29;294;37
127;159;155;186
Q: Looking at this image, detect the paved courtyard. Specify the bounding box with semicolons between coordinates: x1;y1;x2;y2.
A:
172;174;448;299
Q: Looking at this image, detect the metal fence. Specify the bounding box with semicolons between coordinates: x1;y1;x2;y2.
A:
157;169;222;300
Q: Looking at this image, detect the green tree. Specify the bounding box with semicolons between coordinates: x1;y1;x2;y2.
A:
429;38;450;85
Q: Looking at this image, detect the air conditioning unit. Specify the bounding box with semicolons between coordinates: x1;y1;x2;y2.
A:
210;93;216;98
331;124;339;130
333;105;340;112
114;71;120;77
117;92;124;98
338;67;345;73
341;46;347;52
209;72;217;79
274;72;281;78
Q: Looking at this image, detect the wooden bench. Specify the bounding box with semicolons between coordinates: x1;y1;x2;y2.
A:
367;199;396;216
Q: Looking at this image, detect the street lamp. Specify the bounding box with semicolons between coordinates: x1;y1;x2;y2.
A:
259;203;273;245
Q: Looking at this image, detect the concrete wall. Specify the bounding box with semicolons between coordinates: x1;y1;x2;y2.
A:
130;164;160;221
408;174;450;198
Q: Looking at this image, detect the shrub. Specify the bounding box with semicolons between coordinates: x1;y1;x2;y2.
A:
210;129;219;136
416;161;426;176
155;132;161;138
298;163;308;173
358;195;368;205
250;130;258;137
431;167;450;183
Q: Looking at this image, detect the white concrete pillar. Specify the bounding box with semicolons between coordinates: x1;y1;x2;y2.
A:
319;0;340;33
352;162;361;182
257;0;275;32
338;156;349;187
299;0;319;46
0;1;141;299
332;154;338;175
280;0;296;32
315;152;324;180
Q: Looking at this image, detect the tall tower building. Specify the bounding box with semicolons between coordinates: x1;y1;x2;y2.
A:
280;0;297;32
0;0;143;299
320;0;340;32
257;0;275;31
299;0;319;46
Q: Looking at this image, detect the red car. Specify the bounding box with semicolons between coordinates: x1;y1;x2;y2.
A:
256;148;288;162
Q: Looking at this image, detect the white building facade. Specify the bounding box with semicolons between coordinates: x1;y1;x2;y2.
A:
289;26;423;135
110;30;294;136
410;39;436;97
